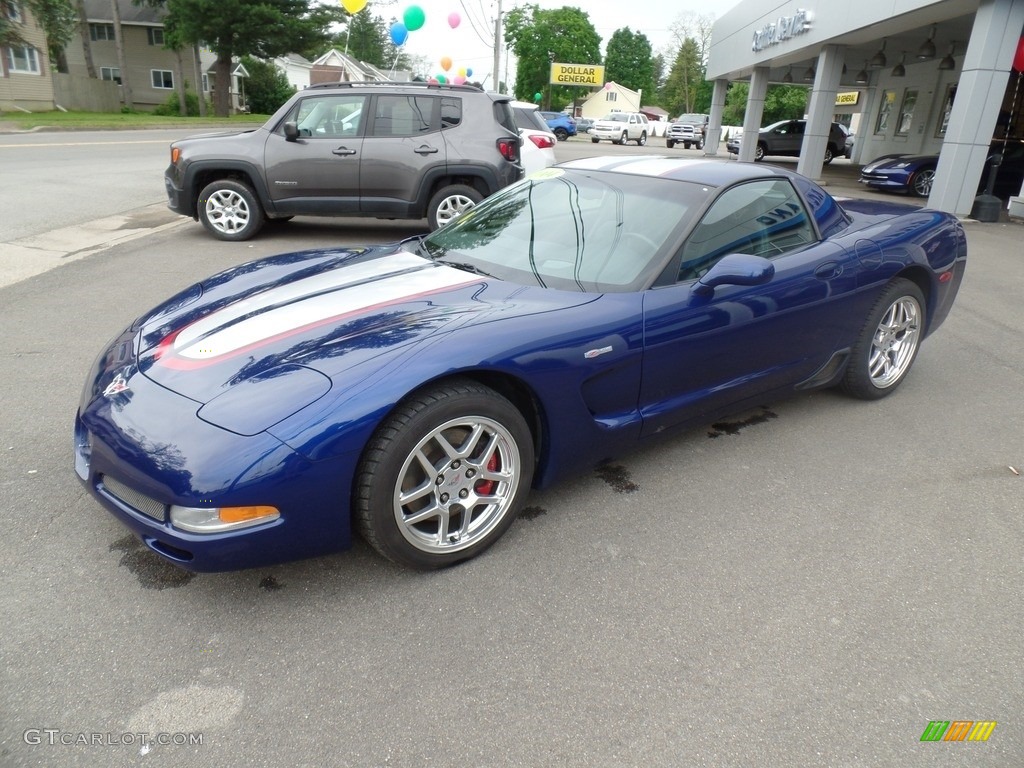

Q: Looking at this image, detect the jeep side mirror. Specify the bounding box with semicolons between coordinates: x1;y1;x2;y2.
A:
284;122;299;141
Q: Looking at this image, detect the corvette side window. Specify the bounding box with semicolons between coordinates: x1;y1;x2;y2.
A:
677;179;816;282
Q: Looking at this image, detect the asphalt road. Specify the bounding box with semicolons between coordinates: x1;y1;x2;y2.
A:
0;134;1022;767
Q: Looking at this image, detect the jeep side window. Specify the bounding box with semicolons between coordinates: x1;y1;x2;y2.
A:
441;97;462;129
289;95;366;138
370;95;437;137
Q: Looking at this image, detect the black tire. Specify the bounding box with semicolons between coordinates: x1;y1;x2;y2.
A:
554;127;568;141
666;139;675;149
427;184;482;229
840;278;926;400
683;142;692;149
696;137;705;150
355;379;535;569
197;179;264;241
755;143;766;162
591;137;600;143
614;131;627;145
636;131;647;146
823;144;836;164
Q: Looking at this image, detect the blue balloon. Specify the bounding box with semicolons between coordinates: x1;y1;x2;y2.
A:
466;67;473;77
390;22;408;46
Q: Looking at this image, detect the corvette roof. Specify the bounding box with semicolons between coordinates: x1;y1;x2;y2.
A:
557;156;796;188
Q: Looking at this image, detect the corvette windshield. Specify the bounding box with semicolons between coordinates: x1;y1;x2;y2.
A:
421;170;703;292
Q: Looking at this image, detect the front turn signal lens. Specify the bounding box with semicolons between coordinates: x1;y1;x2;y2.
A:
170;146;181;164
219;506;279;524
171;504;280;533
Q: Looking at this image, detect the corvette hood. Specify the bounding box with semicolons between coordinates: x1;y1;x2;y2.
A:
137;246;594;406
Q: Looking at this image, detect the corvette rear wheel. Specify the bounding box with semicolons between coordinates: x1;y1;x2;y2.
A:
841;279;925;400
356;380;534;569
198;179;264;241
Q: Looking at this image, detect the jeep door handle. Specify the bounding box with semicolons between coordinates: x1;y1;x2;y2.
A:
414;145;440;155
332;147;357;156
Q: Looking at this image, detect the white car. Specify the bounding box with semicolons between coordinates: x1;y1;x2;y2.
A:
590;112;649;146
510;101;557;175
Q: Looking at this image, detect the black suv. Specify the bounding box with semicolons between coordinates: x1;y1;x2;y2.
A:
726;119;848;164
165;82;523;241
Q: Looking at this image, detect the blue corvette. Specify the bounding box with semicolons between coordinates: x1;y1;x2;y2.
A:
76;157;967;571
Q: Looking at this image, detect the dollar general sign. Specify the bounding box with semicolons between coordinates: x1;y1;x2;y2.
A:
550;63;605;87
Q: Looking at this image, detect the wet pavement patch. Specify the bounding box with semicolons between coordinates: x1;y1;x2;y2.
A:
259;575;284;591
595;463;639;493
519;505;547;520
109;534;195;590
707;407;778;438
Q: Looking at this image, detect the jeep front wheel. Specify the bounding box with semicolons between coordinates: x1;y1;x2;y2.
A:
197;179;264;241
428;184;482;229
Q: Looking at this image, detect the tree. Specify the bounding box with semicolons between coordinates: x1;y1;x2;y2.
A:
163;0;330;116
660;37;703;116
604;28;654;102
722;83;808;127
504;5;601;111
239;55;295;115
1;0;77;67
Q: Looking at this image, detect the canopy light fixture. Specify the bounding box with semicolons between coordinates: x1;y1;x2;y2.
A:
917;25;937;60
939;43;957;70
892;53;907;77
783;66;793;83
803;65;816;82
855;61;869;84
870;38;888;68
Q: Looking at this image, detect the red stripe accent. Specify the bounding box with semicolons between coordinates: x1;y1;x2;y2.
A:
155;277;484;371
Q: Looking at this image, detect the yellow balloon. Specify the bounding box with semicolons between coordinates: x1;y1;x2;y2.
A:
341;0;367;13
458;67;467;78
440;56;452;72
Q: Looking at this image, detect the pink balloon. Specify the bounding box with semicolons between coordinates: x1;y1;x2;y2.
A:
453;75;467;85
448;12;461;28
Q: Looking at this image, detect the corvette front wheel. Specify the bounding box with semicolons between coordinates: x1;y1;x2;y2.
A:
355;380;534;569
841;279;925;400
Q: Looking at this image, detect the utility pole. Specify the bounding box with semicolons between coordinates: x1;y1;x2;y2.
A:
493;0;502;93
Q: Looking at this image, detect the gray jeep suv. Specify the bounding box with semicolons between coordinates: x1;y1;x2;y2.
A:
165;82;523;241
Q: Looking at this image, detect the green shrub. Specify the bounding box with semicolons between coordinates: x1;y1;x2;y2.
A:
152;90;209;117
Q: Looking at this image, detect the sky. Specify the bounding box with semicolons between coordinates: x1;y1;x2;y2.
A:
369;0;743;87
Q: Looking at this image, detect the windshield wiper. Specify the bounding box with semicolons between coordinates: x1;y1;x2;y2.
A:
439;260;496;278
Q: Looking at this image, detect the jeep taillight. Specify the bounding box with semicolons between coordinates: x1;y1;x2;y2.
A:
497;137;519;162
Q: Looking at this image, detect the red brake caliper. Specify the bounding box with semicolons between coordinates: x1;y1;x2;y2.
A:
474;453;499;495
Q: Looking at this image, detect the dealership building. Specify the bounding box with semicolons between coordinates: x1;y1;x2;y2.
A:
705;0;1024;216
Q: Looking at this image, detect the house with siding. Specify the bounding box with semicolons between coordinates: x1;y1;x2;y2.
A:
0;1;55;111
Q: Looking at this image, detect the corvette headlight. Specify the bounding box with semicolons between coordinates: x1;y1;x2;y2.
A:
171;505;280;533
895;162;911;169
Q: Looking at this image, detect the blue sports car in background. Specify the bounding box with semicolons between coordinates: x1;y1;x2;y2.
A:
76;157;967;572
861;143;1024;197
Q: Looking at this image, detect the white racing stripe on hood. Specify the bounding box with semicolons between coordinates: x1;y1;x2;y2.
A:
174;259;477;361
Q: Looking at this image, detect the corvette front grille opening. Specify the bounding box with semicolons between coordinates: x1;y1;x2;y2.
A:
99;475;168;522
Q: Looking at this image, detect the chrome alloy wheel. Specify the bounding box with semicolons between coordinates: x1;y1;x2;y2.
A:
912;169;935;196
204;188;252;235
393;416;521;554
434;194;477;226
868;296;922;388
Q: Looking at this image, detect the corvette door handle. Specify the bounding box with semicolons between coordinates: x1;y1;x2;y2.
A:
332;147;357;156
814;261;843;279
414;145;440;155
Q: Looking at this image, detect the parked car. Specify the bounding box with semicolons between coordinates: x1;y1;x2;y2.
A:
859;144;1024;198
725;119;848;163
666;113;709;149
590;112;650;145
78;157;966;572
510;101;557;175
164;81;523;240
575;117;595;134
539;111;577;141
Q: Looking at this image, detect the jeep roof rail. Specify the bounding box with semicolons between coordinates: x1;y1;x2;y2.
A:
307;80;484;92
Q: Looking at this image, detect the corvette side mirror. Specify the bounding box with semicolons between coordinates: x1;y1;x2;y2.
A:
693;254;775;297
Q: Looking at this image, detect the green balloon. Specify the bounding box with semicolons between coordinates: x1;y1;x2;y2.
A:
533;92;542;102
436;74;447;83
403;6;425;32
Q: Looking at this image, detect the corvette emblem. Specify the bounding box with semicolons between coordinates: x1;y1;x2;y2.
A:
584;345;613;359
103;372;131;397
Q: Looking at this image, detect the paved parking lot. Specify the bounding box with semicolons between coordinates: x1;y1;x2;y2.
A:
1;138;1022;767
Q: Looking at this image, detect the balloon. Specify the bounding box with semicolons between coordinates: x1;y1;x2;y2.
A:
453;75;466;85
533;92;542;102
341;0;366;13
427;78;439;84
448;12;461;29
440;56;452;71
604;82;612;90
403;6;425;32
389;22;408;46
466;68;473;77
1014;36;1024;71
457;67;467;77
436;74;447;83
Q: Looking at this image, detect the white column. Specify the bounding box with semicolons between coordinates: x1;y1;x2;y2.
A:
798;44;844;180
739;66;770;163
928;0;1024;214
704;78;729;156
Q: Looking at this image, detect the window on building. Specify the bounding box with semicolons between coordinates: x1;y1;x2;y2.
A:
936;84;956;138
147;27;164;46
895;89;918;137
874;89;895;135
151;69;173;89
100;66;122;85
6;45;39;73
90;23;115;41
201;73;210;93
5;2;23;22
606;91;617;102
